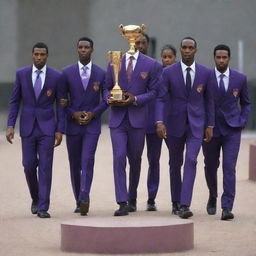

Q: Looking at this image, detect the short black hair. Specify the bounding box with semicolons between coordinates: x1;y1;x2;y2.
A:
214;44;231;57
180;37;197;48
143;33;150;43
77;37;94;48
32;42;48;54
161;44;177;56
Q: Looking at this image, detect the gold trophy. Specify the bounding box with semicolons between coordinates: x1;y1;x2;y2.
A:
119;24;146;55
108;51;123;100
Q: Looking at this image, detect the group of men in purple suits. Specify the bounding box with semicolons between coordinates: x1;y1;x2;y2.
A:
6;37;250;221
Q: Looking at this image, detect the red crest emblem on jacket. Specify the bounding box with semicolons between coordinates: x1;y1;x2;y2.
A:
233;89;239;97
140;72;148;79
93;82;100;92
47;89;52;96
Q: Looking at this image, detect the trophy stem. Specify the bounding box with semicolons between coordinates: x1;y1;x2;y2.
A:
127;42;136;55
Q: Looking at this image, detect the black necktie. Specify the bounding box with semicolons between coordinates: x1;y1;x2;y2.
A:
186;67;192;94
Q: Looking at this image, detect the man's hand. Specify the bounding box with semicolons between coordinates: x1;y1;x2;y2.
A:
54;132;63;147
73;111;87;125
107;97;125;106
107;92;135;107
83;111;95;125
59;98;68;107
156;122;167;139
204;127;213;143
6;127;15;144
122;92;135;105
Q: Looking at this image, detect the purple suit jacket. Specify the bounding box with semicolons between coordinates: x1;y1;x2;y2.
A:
208;68;251;136
104;53;161;129
156;61;215;139
59;63;108;135
7;66;64;137
146;60;163;133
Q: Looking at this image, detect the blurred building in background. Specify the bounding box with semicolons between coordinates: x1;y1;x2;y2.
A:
1;0;255;130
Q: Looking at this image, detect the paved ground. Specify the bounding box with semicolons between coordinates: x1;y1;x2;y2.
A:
1;126;256;256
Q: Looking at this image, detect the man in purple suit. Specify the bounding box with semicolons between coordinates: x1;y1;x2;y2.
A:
156;37;214;219
135;34;163;211
6;42;64;218
59;37;107;216
202;44;250;220
104;46;161;216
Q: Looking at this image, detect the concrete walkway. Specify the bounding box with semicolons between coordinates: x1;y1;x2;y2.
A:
1;126;256;256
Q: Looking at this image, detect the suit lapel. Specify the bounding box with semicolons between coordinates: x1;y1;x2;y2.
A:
126;53;143;90
26;66;36;102
177;62;187;95
226;69;234;96
212;72;220;98
85;64;96;94
192;63;199;90
119;56;128;90
73;63;85;93
38;67;50;101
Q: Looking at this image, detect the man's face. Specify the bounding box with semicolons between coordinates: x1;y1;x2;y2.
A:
135;36;149;55
180;39;197;63
214;50;230;72
77;41;93;63
32;48;48;69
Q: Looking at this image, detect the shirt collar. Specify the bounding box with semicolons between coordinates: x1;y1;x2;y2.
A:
126;50;139;61
181;61;195;73
215;67;230;78
78;61;92;71
32;64;46;74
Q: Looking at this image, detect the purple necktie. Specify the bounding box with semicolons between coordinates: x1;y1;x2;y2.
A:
127;56;134;81
34;70;42;100
219;74;226;96
81;66;89;91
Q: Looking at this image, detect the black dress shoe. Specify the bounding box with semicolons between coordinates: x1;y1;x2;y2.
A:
172;202;180;215
74;202;81;213
114;202;129;216
147;199;157;211
178;205;193;219
80;201;89;216
221;208;234;221
31;202;38;214
128;199;137;212
37;211;51;218
207;197;217;215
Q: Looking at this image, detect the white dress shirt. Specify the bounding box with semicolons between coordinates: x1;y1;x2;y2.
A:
215;67;230;91
78;60;92;78
180;61;196;87
125;51;139;70
32;65;46;88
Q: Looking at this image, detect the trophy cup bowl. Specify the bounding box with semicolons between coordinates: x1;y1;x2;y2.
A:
119;24;146;55
108;51;123;101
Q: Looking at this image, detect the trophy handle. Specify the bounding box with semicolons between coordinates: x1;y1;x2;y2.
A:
119;24;124;34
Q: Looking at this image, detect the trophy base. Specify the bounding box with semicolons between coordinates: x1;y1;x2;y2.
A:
110;89;123;101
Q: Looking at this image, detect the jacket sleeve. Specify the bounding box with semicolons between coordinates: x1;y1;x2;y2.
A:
239;75;251;127
55;74;66;133
103;63;113;103
205;72;215;127
136;61;162;106
58;71;77;117
92;70;109;116
155;69;169;123
7;72;22;128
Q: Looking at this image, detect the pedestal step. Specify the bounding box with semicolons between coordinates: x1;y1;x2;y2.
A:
61;216;194;254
